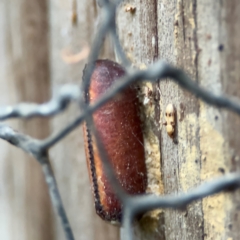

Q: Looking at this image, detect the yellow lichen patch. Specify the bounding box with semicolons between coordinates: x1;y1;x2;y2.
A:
139;63;147;70
188;17;195;29
202;194;232;239
144;129;162;194
138;82;163;195
199;105;228;180
137;211;165;237
180;145;199;191
178;113;201;191
137;81;164;224
200;103;232;239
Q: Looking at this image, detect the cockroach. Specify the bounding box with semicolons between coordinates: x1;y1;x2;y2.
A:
83;59;147;223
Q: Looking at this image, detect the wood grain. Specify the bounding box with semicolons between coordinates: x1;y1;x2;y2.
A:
117;0;240;239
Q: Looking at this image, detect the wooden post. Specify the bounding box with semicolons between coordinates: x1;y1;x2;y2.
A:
117;0;240;239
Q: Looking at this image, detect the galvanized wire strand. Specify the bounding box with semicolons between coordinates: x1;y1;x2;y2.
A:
121;174;240;240
1;61;240;123
0;85;81;120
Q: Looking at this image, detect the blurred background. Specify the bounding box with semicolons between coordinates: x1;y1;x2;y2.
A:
0;0;118;239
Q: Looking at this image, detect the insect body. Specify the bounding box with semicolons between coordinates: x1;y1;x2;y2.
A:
83;59;147;223
163;103;175;137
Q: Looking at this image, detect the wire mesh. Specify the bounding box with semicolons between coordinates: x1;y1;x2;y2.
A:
0;1;240;240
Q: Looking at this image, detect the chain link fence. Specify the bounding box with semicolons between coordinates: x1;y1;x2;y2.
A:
0;1;240;240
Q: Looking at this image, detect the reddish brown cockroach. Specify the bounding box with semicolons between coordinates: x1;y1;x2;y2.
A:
83;59;147;223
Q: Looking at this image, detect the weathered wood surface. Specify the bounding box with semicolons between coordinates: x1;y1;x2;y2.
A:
117;0;240;239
